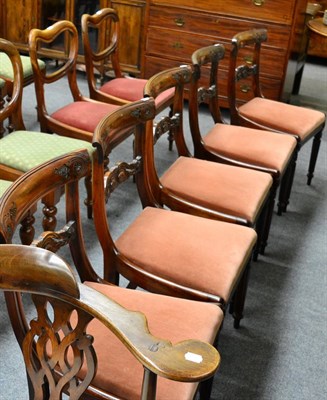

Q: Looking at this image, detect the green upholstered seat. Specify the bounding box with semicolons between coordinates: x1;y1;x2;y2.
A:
0;179;12;195
0;52;45;80
0;131;94;171
0;78;5;89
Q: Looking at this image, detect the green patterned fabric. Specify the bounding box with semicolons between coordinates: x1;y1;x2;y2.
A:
0;52;45;80
0;179;12;196
0;131;94;171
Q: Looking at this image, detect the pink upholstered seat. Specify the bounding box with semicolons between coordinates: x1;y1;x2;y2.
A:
51;101;118;134
116;207;257;300
238;97;325;142
100;77;175;110
160;157;272;224
203;123;297;173
100;77;148;102
83;282;224;400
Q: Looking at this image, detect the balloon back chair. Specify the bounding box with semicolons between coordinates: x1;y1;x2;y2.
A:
0;37;94;237
227;28;326;213
81;7;175;149
188;44;297;254
28;19;131;148
0;149;222;400
92;96;258;329
141;64;274;260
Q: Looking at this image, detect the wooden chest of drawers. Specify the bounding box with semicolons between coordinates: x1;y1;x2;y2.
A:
143;0;308;105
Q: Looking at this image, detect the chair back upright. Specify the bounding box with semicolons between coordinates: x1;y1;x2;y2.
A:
0;38;26;132
189;44;225;156
140;65;193;207
29;20;84;130
82;8;123;98
92;97;156;283
227;28;267;125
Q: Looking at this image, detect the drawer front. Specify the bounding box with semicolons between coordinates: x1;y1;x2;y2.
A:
149;6;291;49
144;56;184;79
151;0;296;24
146;27;218;61
146;27;286;79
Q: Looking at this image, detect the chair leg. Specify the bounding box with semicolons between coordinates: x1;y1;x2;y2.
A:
232;260;251;329
199;376;215;400
278;150;298;215
307;130;322;185
253;199;269;261
259;184;278;255
198;329;221;400
228;291;235;315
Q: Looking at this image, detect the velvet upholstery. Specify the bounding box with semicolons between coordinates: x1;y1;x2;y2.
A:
116;207;257;300
239;97;326;141
83;282;224;400
101;78;175;109
203;123;297;173
51;101;118;134
100;77;148;102
160;157;273;223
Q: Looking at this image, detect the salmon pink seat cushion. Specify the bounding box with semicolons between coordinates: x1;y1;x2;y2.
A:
116;207;257;301
204;123;297;174
83;282;224;400
160;157;273;223
100;77;175;109
239;97;326;142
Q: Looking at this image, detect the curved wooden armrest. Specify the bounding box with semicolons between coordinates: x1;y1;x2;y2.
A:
0;244;220;383
79;284;220;382
0;245;79;297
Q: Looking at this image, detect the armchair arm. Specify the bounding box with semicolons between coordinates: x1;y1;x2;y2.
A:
0;245;220;383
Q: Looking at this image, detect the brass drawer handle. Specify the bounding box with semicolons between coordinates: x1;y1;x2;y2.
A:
244;55;254;65
253;0;265;6
240;84;251;93
174;17;185;27
172;42;184;49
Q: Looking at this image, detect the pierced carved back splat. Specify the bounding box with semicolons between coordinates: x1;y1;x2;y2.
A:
23;295;97;400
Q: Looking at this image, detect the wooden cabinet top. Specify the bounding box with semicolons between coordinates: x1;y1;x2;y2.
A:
150;0;299;24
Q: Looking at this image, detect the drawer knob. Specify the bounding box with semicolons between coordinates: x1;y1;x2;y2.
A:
172;42;184;49
240;84;251;93
244;55;254;65
252;0;265;6
174;17;185;27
